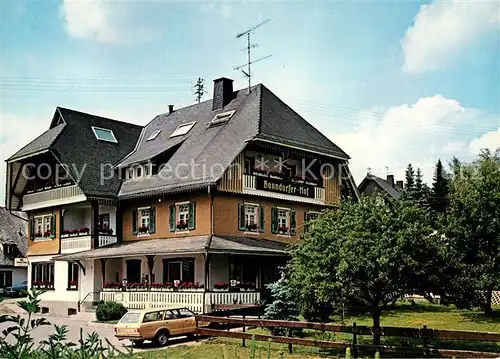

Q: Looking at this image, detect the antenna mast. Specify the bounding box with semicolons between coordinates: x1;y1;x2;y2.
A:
235;19;272;92
194;77;206;103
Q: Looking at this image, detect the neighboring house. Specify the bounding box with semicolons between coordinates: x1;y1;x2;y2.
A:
358;174;403;199
4;77;359;316
0;207;28;290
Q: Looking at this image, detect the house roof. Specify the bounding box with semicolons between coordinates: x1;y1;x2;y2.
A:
54;235;287;261
118;84;350;199
0;207;27;266
7;124;65;162
7;107;143;198
358;174;402;199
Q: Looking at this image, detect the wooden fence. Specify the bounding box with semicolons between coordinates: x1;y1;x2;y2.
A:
195;315;500;358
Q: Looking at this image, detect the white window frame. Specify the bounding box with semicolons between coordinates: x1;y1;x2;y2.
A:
277;209;290;234
170;121;196;138
34;215;52;239
209;110;235;126
138;207;151;232
176;204;189;228
147;130;161;141
91;126;118;143
244;204;259;231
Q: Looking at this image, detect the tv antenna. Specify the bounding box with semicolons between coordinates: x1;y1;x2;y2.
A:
235;19;272;92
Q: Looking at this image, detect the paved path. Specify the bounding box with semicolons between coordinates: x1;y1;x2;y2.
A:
0;311;202;353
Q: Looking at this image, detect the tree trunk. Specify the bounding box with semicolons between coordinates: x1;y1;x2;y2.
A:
484;287;494;315
372;303;381;346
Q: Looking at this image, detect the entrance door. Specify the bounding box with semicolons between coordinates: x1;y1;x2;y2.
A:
126;260;141;283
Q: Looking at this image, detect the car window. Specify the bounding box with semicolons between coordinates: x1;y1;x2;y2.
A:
178;308;194;318
143;311;163;323
119;313;141;323
165;310;178;320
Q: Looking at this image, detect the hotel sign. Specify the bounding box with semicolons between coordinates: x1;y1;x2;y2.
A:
14;258;28;267
255;177;315;198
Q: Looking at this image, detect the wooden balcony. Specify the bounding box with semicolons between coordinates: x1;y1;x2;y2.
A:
61;234;118;254
23;184;86;211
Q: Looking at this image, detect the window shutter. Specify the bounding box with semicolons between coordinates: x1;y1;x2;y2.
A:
169;205;176;232
149;207;156;233
29;218;34;240
50;215;56;238
271;207;278;234
132;209;138;234
188;202;196;230
67;262;71;288
238;203;246;231
259;206;265;232
290;210;296;235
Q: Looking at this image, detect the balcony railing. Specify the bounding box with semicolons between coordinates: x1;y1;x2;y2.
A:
61;235;118;254
99;290;260;313
23;184;85;209
243;174;256;190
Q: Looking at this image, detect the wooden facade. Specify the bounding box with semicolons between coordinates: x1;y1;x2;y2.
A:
217;153;244;193
27;207;61;256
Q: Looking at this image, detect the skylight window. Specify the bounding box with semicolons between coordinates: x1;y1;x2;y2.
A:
209;110;235;128
170;121;196;138
91;126;117;143
147;130;161;141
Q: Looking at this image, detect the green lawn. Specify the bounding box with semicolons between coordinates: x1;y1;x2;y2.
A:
131;302;500;358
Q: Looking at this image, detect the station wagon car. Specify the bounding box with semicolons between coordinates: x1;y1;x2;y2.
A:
114;307;208;346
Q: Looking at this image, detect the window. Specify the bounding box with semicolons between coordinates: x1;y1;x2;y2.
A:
68;262;79;289
127;168;134;179
238;203;263;232
140;208;150;231
91;126;118;143
2;244;17;257
304;212;320;232
244;157;252;175
143;311;164;323
120;313;141;324
33;214;54;239
271;208;296;235
170;121;196;138
137;167;142;178
99;213;110;233
147;130;161;141
163;258;194;283
169;202;195;232
0;271;12;288
133;207;156;234
209;110;235;127
31;262;54;288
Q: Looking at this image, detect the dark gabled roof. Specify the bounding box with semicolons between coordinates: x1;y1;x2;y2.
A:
358;174;402;199
0;207;27;266
258;86;350;159
118;83;350;199
7;124;65;161
118;86;261;199
51;108;143;197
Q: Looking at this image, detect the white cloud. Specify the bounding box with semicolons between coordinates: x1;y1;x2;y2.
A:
60;0;166;44
402;0;500;73
331;95;499;185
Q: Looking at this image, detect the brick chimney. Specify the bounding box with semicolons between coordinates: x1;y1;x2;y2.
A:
396;180;404;190
212;77;233;111
386;174;395;188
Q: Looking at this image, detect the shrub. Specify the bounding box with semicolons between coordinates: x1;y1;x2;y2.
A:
96;301;127;322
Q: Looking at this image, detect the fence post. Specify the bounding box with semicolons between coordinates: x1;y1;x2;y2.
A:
242;315;246;347
352;322;358;359
195;316;199;342
422;324;428;357
288;327;293;354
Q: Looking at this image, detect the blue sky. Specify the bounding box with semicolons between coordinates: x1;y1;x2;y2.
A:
1;0;499;203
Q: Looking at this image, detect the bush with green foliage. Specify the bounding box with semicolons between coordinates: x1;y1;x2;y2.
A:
96;300;127;322
0;290;132;358
263;276;301;336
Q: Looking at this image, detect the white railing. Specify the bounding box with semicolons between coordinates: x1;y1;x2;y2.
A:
99;235;117;247
61;235;92;253
314;187;325;201
243;175;256;190
23;184;85;207
99;290;261;313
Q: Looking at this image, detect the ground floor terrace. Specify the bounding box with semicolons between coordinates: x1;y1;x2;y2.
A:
30;236;287;316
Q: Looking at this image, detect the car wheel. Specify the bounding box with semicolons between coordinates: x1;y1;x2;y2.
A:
132;340;144;347
155;330;169;347
186;333;195;340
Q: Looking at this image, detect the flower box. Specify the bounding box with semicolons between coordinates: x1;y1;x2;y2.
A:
138;226;149;233
214;288;229;292
176;221;188;230
246;223;258;232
